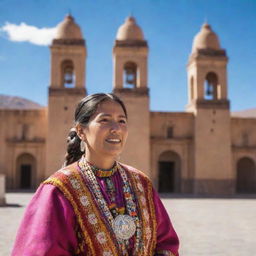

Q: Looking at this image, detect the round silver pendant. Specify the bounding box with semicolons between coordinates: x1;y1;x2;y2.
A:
113;215;136;240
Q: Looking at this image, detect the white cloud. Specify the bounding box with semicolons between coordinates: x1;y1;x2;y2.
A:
0;22;58;46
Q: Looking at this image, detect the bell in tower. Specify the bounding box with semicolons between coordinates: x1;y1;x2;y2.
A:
62;60;75;87
113;16;148;91
204;72;218;100
49;14;86;90
124;62;137;88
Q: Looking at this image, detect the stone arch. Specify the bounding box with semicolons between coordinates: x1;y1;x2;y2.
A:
61;59;75;88
158;150;181;193
204;72;219;100
236;157;256;193
16;153;37;189
123;61;137;88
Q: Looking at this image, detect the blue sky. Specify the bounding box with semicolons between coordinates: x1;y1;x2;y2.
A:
0;0;255;111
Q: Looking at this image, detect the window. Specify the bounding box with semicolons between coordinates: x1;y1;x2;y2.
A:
62;60;75;88
123;62;137;88
190;76;194;100
167;126;173;138
22;124;29;140
204;72;218;100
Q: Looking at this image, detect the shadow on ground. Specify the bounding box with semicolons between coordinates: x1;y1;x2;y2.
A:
0;203;22;208
160;193;256;199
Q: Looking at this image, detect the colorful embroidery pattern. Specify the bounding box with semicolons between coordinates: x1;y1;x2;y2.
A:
127;168;157;255
44;167;118;256
79;157;144;254
43;161;157;256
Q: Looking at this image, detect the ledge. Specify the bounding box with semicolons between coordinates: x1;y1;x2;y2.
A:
51;39;85;46
114;40;148;48
113;87;149;96
48;87;87;96
186;99;230;109
6;137;45;144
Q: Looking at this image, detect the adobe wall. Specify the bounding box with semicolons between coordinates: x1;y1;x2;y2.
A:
150;111;194;192
0;108;47;189
231;117;256;177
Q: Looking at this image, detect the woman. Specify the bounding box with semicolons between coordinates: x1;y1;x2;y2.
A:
12;93;179;256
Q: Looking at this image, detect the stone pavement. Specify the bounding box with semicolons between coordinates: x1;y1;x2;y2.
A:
0;193;255;256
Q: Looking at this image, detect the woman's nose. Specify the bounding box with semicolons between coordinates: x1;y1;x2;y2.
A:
110;121;121;133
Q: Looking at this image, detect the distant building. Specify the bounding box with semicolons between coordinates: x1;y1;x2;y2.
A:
1;15;256;195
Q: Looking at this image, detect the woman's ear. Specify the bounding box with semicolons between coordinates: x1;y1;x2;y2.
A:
76;124;86;141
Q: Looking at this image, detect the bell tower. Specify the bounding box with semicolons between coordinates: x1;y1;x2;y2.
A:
46;15;87;176
187;23;233;194
113;16;150;176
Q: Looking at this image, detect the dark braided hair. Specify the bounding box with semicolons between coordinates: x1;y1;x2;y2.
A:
64;93;127;166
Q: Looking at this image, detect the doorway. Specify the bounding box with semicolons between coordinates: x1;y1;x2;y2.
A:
158;151;181;193
16;153;36;189
159;161;175;192
236;157;256;193
20;164;32;188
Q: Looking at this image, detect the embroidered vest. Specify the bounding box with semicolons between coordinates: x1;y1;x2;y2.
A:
44;162;157;256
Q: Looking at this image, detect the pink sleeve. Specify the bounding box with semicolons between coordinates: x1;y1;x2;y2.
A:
11;184;78;256
153;188;179;256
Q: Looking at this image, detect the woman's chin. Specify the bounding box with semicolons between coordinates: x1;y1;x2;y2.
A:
102;148;122;159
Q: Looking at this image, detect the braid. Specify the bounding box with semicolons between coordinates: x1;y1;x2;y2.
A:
64;128;84;166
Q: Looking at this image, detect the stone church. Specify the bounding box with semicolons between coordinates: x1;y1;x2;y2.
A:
1;15;256;195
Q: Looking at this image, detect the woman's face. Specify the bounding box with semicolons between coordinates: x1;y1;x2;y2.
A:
80;100;128;162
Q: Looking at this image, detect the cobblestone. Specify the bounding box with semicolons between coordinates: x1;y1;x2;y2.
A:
0;193;255;255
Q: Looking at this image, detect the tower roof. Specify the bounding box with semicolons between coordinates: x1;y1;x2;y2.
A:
116;16;144;41
192;23;221;53
55;15;83;40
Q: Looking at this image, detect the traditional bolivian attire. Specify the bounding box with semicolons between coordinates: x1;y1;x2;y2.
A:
12;156;179;256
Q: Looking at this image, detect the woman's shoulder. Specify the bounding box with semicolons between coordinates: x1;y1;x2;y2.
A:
44;161;79;184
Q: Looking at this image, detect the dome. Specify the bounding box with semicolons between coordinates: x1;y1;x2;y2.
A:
192;23;221;53
116;16;144;41
55;15;83;40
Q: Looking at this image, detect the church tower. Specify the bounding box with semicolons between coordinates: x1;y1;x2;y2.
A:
113;16;151;176
187;23;233;194
46;15;87;176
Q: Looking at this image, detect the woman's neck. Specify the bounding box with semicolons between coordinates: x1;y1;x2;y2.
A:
85;153;116;170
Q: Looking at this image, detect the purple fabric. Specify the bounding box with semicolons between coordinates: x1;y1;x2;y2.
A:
11;184;78;256
153;189;179;255
12;170;179;255
96;171;125;209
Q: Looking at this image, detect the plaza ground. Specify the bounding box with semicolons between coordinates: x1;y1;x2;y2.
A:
1;192;255;256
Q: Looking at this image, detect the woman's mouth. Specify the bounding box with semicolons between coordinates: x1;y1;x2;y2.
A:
105;138;121;144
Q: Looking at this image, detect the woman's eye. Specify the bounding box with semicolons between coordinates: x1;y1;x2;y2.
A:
119;119;127;124
100;119;109;123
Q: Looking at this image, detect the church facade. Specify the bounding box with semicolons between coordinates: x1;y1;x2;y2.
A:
1;15;256;195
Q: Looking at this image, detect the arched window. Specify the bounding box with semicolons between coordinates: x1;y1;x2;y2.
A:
190;76;194;100
123;62;137;88
22;124;29;140
61;60;75;88
242;133;249;146
166;126;173;138
236;157;256;193
204;72;218;100
158;151;181;193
